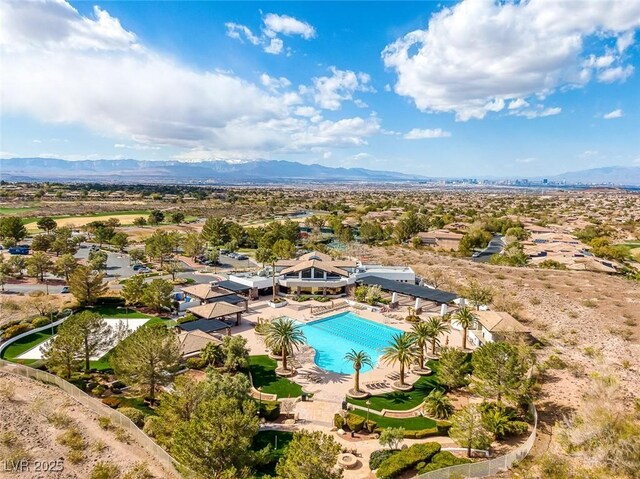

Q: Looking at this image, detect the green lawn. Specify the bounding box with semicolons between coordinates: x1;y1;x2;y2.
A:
0;207;37;215
89;305;154;319
253;430;293;477
0;328;57;361
349;408;437;430
348;360;442;411
248;355;303;398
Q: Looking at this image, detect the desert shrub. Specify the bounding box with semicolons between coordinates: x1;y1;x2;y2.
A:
119;407;146;427
376;442;441;479
91;440;108;453
31;316;52;328
0;382;16;401
66;449;85;464
114;426;131;443
416;451;471;473
334;413;345;429
369;449;400;470
259;401;280;421
90;461;120;479
0;431;17;446
98;416;112;430
544;354;567;370
47;412;73;428
102;397;122;408
186;357;207;370
346;412;365;432
123;462;154;479
57;429;86;451
2;323;34;340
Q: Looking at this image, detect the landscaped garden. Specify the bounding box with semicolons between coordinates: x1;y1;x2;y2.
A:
247;355;303;398
349;409;438;431
252;430;294;477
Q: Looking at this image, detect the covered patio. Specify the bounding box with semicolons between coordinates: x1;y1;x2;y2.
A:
186;301;245;326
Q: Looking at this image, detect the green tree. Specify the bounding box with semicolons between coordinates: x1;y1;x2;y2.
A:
201;217;230;247
0;216;27;246
437;347;471;390
275;430;342;479
423;390;454;419
111;232;129;252
111;325;181;402
133;217;147;227
0;255;13;291
265;317;305;372
459;229;492;255
37;216;58;233
69;265;108;306
169;212;185;224
64;311;114;371
147;210;165;225
409;322;430;370
449;405;493;457
163;259;183;281
379;427;405;450
344;349;372;394
31;234;53;252
381;333;417;387
121;274;146;307
453;307;476;350
93;224;116;247
27;251;53;282
51;226;77;256
42;326;82;379
145;230;173;268
471;341;533;404
183;232;205;260
88;250;108;272
54;253;78;282
462;279;494;310
221;335;250;372
141;279;174;312
272;238;296;259
201;341;224;367
129;248;146;265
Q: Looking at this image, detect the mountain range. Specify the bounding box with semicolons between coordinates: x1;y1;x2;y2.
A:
0;158;423;184
1;158;640;186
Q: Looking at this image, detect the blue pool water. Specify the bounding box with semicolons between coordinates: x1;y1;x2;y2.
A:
297;312;401;374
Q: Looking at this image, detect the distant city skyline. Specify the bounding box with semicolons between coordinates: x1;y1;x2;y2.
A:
1;0;639;177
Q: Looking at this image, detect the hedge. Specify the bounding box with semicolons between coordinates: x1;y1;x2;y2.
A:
119;407;146;427
2;323;35;340
376;442;441;479
32;316;53;328
334;413;345;429
369;450;399;470
416;451;471;473
186;357;207;370
259;401;281;421
402;427;439;439
346;413;365;432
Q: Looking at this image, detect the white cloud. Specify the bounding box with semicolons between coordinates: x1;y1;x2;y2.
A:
1;1;375;161
603;109;624;119
225;13;315;55
508;98;529;110
312;67;375;110
597;65;634;83
403;128;451;140
511;106;562;119
382;0;640;120
263;14;315;40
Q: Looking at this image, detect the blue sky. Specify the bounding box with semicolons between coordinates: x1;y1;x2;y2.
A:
1;0;639;177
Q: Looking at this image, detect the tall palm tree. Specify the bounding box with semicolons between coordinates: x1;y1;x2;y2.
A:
381;333;417;386
454;307;475;350
344;349;373;394
265;317;305;372
424;316;450;355
423;390;454;419
409;322;430;370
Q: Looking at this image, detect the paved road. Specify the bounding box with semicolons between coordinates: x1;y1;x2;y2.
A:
472;235;505;263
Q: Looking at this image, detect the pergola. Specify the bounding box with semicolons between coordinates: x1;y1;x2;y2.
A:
186;301;245;326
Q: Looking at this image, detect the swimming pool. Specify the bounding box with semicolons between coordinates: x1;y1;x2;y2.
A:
297;312;401;374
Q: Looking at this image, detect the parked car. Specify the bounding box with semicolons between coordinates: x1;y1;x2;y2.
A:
471;251;481;258
219;249;229;255
61;286;70;294
235;254;248;260
132;263;149;271
136;267;152;274
8;246;29;255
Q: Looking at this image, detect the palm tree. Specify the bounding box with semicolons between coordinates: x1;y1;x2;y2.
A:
423;390;454;419
453;307;475;350
265;317;305;372
409;322;430;370
424;316;450;356
345;349;373;394
381;333;417;386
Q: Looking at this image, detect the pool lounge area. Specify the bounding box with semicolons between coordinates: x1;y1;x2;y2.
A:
296;311;401;374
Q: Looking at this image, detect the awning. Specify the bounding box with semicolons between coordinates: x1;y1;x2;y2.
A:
358;275;457;303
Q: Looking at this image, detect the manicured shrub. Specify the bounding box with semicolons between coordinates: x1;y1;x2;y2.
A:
402;427;439;439
2;323;34;340
186;357;207;370
119;407;145;427
507;420;530;436
259;401;280;421
177;313;197;324
365;420;377;433
91;385;106;397
369;449;399;470
142;415;164;439
334;413;345;429
346;413;365;432
436;420;453;435
376;442;441;479
101;397;122;408
416;451;471;473
31;316;52;328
